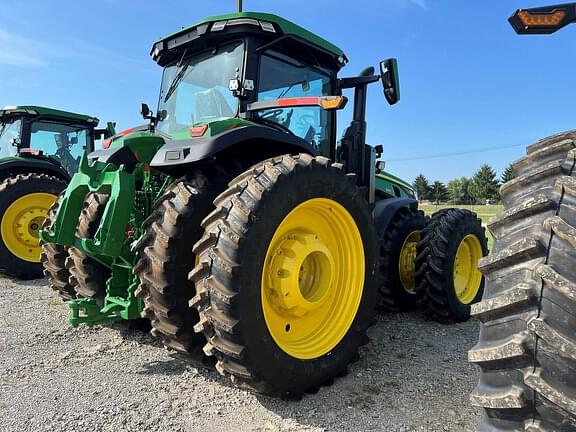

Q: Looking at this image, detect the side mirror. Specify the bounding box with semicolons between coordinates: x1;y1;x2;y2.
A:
380;58;400;106
140;103;156;131
376;160;386;172
140;103;151;118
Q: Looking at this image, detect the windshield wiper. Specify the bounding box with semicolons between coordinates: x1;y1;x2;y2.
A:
163;63;191;103
163;48;191;103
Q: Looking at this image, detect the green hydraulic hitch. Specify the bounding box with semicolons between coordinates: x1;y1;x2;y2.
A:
40;154;136;259
68;263;143;327
40;132;167;327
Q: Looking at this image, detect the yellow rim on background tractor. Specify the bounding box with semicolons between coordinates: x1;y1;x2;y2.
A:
0;193;57;263
453;234;483;304
261;198;365;360
398;230;421;294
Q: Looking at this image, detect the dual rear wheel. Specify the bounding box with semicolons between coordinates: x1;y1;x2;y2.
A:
135;153;487;397
379;206;487;322
136;154;378;397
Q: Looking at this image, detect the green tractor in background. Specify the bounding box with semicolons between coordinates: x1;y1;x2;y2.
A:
470;5;576;431
42;11;487;398
0;106;113;280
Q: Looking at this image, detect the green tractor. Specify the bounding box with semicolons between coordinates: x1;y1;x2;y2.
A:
470;5;576;431
0;106;112;280
42;11;487;398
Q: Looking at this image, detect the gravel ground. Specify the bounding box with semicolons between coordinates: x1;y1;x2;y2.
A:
0;276;481;432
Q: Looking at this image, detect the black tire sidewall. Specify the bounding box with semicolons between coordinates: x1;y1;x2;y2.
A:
379;208;427;310
441;217;487;322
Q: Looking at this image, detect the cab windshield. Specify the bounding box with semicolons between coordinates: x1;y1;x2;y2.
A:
156;41;244;136
0;117;21;158
29;120;90;174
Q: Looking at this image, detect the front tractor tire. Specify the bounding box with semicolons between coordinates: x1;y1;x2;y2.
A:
470;131;576;431
191;154;378;398
415;209;488;323
378;206;427;311
0;173;66;279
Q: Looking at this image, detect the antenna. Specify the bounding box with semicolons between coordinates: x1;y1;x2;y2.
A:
237;0;243;12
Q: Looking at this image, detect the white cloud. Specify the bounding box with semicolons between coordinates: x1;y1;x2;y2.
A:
0;28;49;67
0;27;152;71
399;0;428;9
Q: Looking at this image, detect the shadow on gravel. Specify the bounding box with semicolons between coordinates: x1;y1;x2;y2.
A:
137;358;189;376
250;310;478;431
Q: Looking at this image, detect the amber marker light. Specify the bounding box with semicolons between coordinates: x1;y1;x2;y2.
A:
509;5;576;35
517;10;566;27
248;96;348;112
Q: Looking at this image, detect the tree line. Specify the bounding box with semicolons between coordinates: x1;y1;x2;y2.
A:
413;163;516;204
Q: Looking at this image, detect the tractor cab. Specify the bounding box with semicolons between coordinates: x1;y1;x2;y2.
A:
0;106;102;177
146;12;399;186
151;12;347;156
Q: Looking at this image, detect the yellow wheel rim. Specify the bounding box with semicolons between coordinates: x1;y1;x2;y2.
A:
453;234;483;304
398;230;421;294
261;198;365;360
0;192;57;263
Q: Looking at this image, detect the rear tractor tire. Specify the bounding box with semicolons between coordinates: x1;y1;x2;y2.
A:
134;165;236;356
191;154;378;398
68;193;111;304
0;173;66;280
470;130;576;431
416;209;488;323
378;206;427;311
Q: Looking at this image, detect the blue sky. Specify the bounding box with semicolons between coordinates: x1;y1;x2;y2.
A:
0;0;574;183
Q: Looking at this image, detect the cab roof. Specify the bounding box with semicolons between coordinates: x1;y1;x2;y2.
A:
153;11;347;68
0;105;99;125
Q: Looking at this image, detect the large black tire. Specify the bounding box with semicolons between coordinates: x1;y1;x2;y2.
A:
470;131;576;431
69;193;110;303
378;206;427;311
0;173;66;279
41;192;76;301
415;208;488;323
191;154;378;398
134;165;236;356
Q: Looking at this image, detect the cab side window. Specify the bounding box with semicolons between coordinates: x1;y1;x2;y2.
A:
257;51;332;156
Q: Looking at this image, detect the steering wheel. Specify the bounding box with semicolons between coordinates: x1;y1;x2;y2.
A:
260;109;284;121
297;114;316;131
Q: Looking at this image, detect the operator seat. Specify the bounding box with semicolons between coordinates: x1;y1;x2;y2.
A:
194;88;234;122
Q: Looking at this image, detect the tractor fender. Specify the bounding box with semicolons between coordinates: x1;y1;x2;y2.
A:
0;157;70;182
87;146;140;173
150;125;316;174
373;197;419;239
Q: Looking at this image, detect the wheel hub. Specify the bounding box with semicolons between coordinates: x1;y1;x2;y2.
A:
261;198;365;360
398;230;421;294
453;234;483;304
1;193;57;262
268;233;335;317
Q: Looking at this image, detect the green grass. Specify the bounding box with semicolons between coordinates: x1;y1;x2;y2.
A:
418;204;502;250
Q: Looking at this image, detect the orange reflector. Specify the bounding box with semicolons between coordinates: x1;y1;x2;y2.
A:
319;96;346;110
276;96;346;110
20;148;43;156
517;10;566;27
102;139;112;149
189;124;208;137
